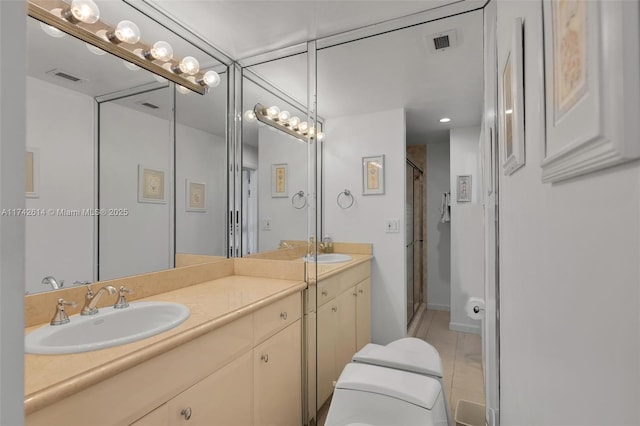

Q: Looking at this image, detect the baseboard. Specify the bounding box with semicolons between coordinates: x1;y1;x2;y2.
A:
427;303;450;312
449;321;481;334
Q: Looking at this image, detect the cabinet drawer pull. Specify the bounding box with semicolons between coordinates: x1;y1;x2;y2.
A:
280;311;288;320
181;407;192;420
331;306;338;312
358;289;364;294
352;292;357;296
321;290;328;296
261;354;269;363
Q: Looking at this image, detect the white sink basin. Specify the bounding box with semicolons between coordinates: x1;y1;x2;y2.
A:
303;253;353;264
25;301;190;355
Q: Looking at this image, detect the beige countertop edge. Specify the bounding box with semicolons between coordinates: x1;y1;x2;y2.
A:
24;281;307;416
313;254;373;281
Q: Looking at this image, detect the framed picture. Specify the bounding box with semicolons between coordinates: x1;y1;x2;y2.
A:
501;17;525;176
541;0;640;182
138;165;166;204
25;148;39;198
456;175;472;202
271;163;288;198
186;179;206;212
362;155;385;195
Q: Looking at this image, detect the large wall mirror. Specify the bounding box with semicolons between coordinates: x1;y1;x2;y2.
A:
25;1;229;293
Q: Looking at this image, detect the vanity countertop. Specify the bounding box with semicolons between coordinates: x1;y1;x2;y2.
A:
310;253;373;280
24;274;306;415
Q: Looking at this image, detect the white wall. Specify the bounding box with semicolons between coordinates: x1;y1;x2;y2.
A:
496;1;640;424
25;77;94;294
176;124;226;256
257;126;308;251
0;1;26;422
325;108;406;344
425;140;451;311
99;101;172;280
449;126;484;334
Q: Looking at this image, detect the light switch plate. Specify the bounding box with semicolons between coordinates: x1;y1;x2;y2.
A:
262;218;272;231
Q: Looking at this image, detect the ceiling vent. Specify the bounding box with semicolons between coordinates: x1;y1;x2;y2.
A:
139;101;160;110
45;69;85;83
427;30;457;53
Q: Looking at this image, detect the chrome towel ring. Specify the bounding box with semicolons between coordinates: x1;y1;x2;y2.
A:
291;190;307;209
337;189;354;209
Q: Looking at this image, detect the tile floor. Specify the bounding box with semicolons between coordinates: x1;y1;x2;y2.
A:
317;309;485;424
412;309;485;420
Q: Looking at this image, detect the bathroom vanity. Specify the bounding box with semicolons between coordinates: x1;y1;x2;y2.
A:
24;259;306;426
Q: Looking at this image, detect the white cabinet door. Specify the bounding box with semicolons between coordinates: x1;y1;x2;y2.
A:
165;351;253;426
254;320;302;426
356;278;371;351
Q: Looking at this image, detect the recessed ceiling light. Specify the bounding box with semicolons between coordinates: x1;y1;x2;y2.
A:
439;117;451;123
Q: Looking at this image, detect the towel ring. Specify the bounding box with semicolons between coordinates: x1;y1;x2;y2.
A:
291;190;307;209
337;189;354;209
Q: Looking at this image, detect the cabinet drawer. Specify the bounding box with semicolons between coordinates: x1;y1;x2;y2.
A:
254;292;301;345
337;261;371;294
317;275;340;306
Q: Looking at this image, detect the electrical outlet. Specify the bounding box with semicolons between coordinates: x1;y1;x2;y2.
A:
262;218;272;231
384;219;400;233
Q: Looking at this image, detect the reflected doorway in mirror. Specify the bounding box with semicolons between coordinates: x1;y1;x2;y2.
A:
186;179;206;212
26;148;39;198
138;165;166;204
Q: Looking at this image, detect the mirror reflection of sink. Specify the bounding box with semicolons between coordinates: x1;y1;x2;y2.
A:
25;302;190;355
303;253;353;264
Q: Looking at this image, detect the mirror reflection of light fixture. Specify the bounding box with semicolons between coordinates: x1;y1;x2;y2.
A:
253;103;324;143
28;0;218;95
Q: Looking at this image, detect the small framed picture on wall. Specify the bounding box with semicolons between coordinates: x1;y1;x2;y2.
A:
456;175;472;202
362;155;385;195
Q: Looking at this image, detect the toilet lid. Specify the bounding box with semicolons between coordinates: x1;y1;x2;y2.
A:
335;363;442;410
353;343;443;378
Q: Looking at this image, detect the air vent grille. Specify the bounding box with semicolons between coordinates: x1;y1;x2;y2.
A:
141;102;159;109
433;35;450;50
46;69;85;83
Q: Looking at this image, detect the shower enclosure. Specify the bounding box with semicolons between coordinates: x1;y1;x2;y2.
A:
406;159;424;326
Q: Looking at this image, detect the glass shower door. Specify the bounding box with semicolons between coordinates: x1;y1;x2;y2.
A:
406;162;415;325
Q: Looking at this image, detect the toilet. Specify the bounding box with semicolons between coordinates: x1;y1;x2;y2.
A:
324;363;448;426
352;338;452;426
325;338;451;426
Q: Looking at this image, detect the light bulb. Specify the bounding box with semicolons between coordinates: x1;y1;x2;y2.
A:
174;56;200;75
277;110;291;123
108;20;141;44
317;132;326;141
289;116;300;129
308;126;316;136
176;85;191;95
40;22;65;38
244;110;257;123
298;121;309;133
123;60;140;71
144;41;173;62
199;70;220;88
86;43;106;55
63;0;100;24
266;106;280;119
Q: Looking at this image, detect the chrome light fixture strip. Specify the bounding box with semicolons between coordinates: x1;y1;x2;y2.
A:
28;0;206;95
254;103;315;143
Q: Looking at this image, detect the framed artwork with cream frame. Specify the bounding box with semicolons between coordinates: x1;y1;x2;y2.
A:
271;163;288;198
362;155;385;195
541;0;640;182
501;17;525;176
25;148;39;198
138;165;166;204
186;179;206;212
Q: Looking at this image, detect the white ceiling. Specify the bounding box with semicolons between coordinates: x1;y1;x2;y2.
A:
28;0;485;144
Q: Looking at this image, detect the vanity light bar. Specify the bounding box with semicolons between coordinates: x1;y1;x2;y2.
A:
28;0;212;95
253;103;324;143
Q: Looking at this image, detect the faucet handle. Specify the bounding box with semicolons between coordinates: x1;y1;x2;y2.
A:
114;286;133;309
50;298;76;326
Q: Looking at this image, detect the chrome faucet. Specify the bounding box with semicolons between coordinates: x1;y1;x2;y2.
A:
42;276;64;290
81;285;117;315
